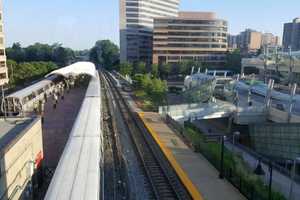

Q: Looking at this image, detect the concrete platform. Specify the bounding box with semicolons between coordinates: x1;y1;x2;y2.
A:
139;112;246;200
42;86;87;169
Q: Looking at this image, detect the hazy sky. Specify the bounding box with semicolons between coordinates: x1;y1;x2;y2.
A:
4;0;300;50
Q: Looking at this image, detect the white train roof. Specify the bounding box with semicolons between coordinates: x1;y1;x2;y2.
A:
47;62;97;78
7;76;56;99
45;73;101;200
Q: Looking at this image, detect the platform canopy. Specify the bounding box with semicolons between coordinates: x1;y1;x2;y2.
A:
46;62;97;78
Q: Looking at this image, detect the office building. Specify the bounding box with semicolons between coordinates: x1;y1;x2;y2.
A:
283;17;300;51
120;0;180;64
237;29;262;55
261;33;281;47
0;0;8;86
153;12;228;66
0;117;43;199
228;34;238;50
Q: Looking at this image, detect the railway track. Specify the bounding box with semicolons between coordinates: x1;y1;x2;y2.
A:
101;75;128;200
101;71;192;200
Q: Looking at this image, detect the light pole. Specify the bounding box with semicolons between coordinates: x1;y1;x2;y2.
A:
233;131;240;146
268;161;273;200
289;157;300;200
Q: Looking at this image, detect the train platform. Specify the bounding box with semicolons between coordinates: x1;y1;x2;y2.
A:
139;112;246;200
42;86;87;169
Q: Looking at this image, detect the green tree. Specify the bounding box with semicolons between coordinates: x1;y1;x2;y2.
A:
89;40;120;70
6;43;25;62
225;49;242;73
119;62;133;76
148;78;167;106
151;64;159;77
134;61;147;74
159;63;171;79
6;43;76;67
7;60;57;87
52;43;75;66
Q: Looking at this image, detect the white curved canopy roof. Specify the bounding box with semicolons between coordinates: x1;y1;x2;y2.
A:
46;62;97;78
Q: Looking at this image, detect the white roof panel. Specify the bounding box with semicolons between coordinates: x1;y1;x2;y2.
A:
47;62;96;78
7;77;55;99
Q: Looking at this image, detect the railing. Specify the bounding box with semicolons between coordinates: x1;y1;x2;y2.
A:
165;115;287;200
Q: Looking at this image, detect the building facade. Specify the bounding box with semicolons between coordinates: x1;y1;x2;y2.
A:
228;34;238;50
0;0;8;86
153;12;228;66
237;29;262;55
120;0;180;64
283;18;300;51
0;118;43;200
261;33;281;47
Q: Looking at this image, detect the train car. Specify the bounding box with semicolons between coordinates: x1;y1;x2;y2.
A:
1;75;61;116
44;73;102;200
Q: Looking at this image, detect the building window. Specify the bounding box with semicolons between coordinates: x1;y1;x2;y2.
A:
0;73;6;79
0;38;3;45
0;61;5;68
0;49;4;56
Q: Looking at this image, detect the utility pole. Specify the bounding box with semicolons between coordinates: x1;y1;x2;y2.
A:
288;47;293;84
263;45;269;84
219;135;225;179
288;83;297;123
268;161;273;200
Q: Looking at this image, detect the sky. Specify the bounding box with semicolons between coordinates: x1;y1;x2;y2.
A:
4;0;300;50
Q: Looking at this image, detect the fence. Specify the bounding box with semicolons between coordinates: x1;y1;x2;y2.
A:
165;115;286;200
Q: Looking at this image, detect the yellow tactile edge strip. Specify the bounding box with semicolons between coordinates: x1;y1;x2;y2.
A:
138;112;204;200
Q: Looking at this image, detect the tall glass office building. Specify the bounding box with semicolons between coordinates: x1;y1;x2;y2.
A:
120;0;180;64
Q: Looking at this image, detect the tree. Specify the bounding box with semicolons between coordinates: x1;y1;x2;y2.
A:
119;62;133;76
6;43;76;67
225;49;242;73
7;59;57;87
6;43;25;62
148;78;167;106
134;61;147;74
159;63;171;79
177;60;202;75
52;44;75;66
89;40;120;70
151;64;159;77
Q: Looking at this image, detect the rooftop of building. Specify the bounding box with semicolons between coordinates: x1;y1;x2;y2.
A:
155;11;226;21
178;12;216;20
0;117;38;152
293;18;300;23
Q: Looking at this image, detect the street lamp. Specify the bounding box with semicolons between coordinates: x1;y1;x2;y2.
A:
289;157;300;200
233;131;240;146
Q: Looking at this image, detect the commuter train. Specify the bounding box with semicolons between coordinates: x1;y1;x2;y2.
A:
1;75;63;116
44;72;102;200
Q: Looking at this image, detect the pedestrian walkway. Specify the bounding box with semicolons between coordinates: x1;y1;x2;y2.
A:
42;86;87;168
194;118;300;199
139;112;246;200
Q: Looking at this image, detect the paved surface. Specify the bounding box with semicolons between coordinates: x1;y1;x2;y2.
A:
140;112;246;200
42;86;87;168
194;119;300;200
